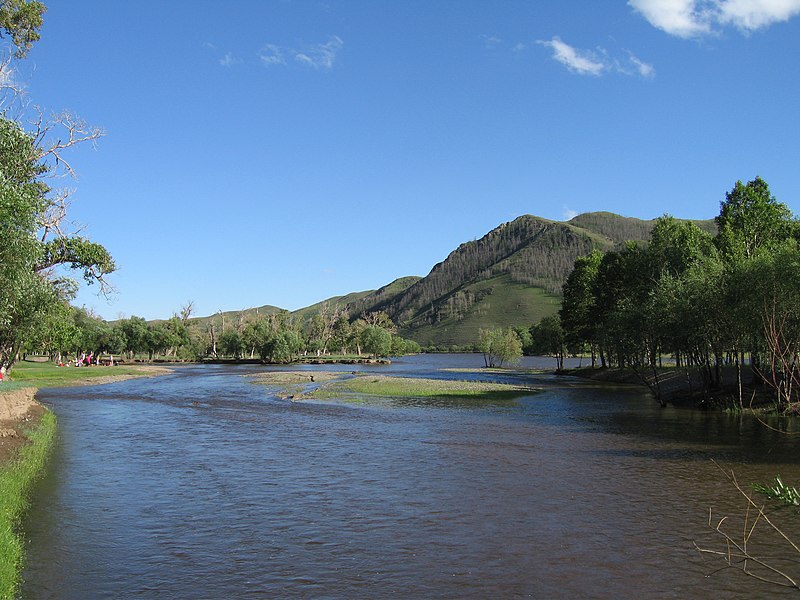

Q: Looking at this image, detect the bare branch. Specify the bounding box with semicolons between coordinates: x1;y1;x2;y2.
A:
31;108;105;179
695;461;800;589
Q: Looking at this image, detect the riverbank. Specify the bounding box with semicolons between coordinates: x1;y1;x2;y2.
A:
558;365;777;410
0;389;56;600
0;362;173;599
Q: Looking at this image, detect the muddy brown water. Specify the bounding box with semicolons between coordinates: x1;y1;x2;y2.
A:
20;355;800;598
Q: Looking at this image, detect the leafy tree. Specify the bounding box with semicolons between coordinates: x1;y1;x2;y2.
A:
478;328;522;368
715;177;793;261
260;329;303;363
0;0;45;57
649;215;715;277
529;315;566;370
0;6;114;374
560;250;602;365
219;329;244;359
118;316;149;359
360;325;392;359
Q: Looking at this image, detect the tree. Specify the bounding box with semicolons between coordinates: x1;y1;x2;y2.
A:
560;250;602;365
0;0;45;58
529;316;566;370
219;329;244;359
478;328;522;368
360;325;392;359
0;5;115;374
715;177;793;261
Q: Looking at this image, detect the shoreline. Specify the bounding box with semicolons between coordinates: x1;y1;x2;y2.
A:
557;365;778;410
0;364;174;599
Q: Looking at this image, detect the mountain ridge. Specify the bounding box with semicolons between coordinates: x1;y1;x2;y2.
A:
187;212;715;346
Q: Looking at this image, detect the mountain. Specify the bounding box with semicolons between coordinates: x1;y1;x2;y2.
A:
344;212;715;347
181;212;715;348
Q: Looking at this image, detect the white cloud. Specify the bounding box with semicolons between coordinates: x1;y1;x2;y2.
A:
562;206;579;221
537;37;654;78
718;0;800;31
629;0;800;37
293;35;343;69
628;0;714;37
537;37;606;76
218;52;241;68
258;44;286;66
627;52;656;77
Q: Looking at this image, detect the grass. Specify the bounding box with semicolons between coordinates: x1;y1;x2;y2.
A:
309;374;537;402
0;409;56;600
8;360;167;388
401;274;561;347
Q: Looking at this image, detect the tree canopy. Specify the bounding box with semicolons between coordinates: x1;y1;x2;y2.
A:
559;177;799;408
0;0;115;373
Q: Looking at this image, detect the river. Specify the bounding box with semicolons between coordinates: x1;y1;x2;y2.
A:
21;354;800;598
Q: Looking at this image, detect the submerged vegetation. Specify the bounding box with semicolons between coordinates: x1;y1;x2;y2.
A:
0;409;56;600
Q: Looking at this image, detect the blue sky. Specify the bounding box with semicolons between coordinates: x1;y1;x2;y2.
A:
11;0;800;320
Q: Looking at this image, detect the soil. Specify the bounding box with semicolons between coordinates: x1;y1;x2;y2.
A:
0;388;45;464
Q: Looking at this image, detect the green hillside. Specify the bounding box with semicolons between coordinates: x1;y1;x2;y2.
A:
290;290;373;325
179;211;715;348
398;274;561;347
356;215;621;344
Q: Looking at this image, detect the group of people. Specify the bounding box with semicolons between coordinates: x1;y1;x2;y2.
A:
58;353;114;367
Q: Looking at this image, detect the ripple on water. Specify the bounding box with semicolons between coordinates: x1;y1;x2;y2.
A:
22;360;800;599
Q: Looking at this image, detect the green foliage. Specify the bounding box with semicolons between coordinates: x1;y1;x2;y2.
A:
753;476;800;508
0;25;114;372
559;177;800;407
529;315;566;369
0;0;45;57
715;177;793;261
478;327;522;368
360;325;392;358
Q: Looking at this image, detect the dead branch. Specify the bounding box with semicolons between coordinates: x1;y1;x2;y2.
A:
695;461;800;589
30;108;104;179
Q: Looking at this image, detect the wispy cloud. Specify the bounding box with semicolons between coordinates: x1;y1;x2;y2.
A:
625;51;656;77
537;37;655;78
258;36;343;69
258;44;286;66
629;0;800;38
294;36;343;69
219;52;241;68
562;206;579;220
537;37;606;76
479;34;503;48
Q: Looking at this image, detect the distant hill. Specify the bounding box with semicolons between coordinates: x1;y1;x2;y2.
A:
184;304;284;330
180;212;716;347
348;212;715;346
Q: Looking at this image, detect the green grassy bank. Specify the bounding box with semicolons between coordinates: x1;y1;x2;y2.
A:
0;408;56;600
9;360;168;388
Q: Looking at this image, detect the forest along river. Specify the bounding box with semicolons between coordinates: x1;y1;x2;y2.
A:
21;354;800;599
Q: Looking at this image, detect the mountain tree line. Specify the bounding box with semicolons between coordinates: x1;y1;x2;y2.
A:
21;305;421;364
559;177;799;408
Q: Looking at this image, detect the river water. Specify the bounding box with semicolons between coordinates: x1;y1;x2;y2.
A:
21;354;800;598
